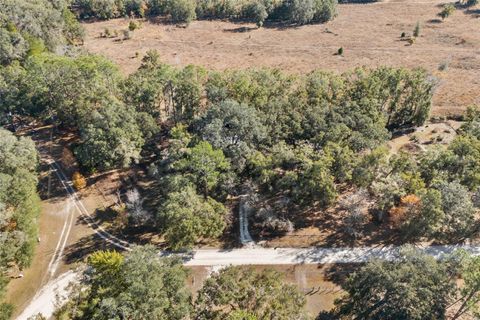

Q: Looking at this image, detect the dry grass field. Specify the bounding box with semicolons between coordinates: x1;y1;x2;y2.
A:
82;0;480;117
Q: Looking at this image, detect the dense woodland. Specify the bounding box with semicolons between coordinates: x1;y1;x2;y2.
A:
1;0;480;319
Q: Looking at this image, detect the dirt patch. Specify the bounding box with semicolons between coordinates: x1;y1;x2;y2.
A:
82;1;480;117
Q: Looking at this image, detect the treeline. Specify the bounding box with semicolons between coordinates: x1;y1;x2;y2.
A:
0;129;40;319
0;49;439;249
0;0;84;66
74;0;338;25
54;245;480;320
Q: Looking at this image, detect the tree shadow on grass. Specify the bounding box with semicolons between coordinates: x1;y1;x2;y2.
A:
63;232;121;265
323;263;363;286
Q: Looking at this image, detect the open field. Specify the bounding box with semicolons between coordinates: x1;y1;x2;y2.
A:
82;0;480;117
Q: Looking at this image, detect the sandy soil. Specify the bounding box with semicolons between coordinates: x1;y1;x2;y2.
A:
82;0;480;117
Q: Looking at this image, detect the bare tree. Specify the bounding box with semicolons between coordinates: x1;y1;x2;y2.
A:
125;188;149;224
340;189;369;240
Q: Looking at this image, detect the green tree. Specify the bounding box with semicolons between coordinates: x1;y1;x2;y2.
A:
167;0;196;24
196;99;267;168
294;158;337;207
451;252;480;319
398;189;444;240
335;247;455;320
352;146;389;188
437;181;476;240
195;266;307;320
289;0;315;24
0;129;40;317
0;54;122;125
0;27;28;65
175;141;231;198
75;100;145;171
0;275;12;320
313;0;337;22
157;186;226;250
60;246;192;320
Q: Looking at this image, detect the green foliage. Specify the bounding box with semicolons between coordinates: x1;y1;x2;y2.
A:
0;0;83;63
0;53;122;125
0;26;28;65
352;146;389;188
452;252;480;319
294;158;337;207
413;21;421;37
124;62;208;123
195;266;307;320
0;129;40;315
289;0;316;25
166;0;197;24
439;3;456;19
399;189;444;239
174;141;231;198
157;186;226;250
196;99;267;168
63;246;192;320
76;0;337;25
420;134;480;190
335;246;455;320
0;275;12;320
75;101;145;171
436;181;476;240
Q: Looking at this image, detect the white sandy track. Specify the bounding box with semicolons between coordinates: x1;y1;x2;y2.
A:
16;271;77;320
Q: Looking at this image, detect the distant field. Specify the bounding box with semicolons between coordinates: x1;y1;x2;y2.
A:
82;0;480;117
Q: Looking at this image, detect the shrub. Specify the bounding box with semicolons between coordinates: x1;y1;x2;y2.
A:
128;20;139;31
466;0;478;7
123;29;131;40
72;172;87;190
338;47;343;55
439;3;455;20
167;0;197;24
313;0;337;23
289;0;316;25
243;1;269;27
413;21;420;37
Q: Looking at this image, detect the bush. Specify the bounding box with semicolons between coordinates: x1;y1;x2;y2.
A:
123;29;131;40
128;20;139;31
289;0;316;24
72;172;87;190
439;3;455;20
313;0;337;22
243;1;269;27
413;21;420;37
167;0;197;24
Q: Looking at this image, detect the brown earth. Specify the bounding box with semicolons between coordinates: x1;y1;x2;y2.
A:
82;0;480;117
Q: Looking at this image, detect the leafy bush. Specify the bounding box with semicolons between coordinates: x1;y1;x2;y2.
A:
289;0;316;24
439;3;455;19
167;0;197;24
72;172;87;190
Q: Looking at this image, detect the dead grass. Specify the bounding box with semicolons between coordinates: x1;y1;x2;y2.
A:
82;0;480;117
